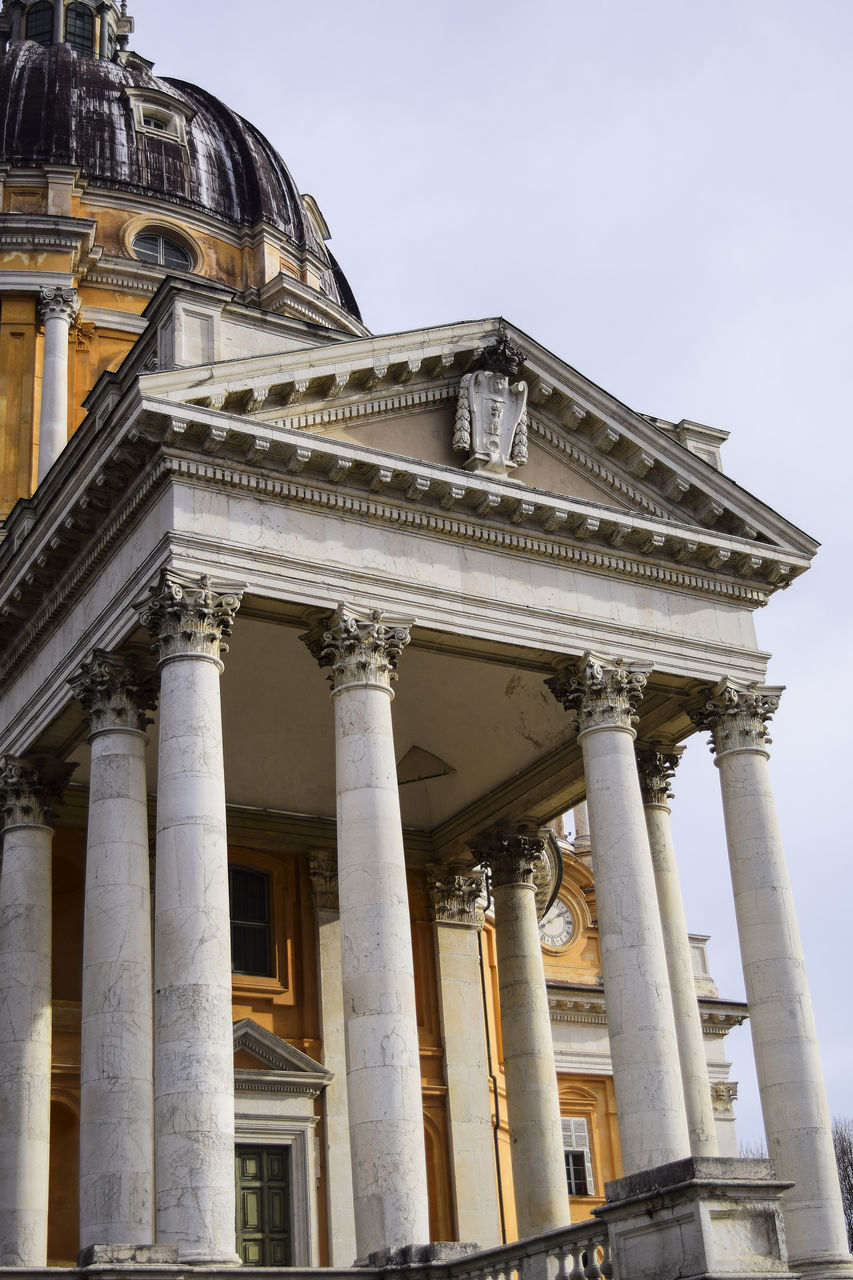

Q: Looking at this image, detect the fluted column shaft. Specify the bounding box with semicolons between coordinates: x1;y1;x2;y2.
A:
139;571;243;1265
636;746;718;1157
0;760;69;1266
37;287;79;484
427;868;501;1248
696;683;851;1277
548;654;690;1174
70;653;158;1248
303;606;429;1262
474;832;567;1238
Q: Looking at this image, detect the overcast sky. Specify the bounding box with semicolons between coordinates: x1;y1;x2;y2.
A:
135;0;852;1147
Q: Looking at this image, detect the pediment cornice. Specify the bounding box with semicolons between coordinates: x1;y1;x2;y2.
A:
126;316;816;560
233;1018;332;1097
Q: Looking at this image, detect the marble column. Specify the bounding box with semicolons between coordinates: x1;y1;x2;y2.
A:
426;866;501;1249
302;605;429;1262
635;744;718;1157
0;758;71;1266
548;653;691;1174
70;651;158;1248
52;0;64;43
694;682;852;1278
37;286;79;484
471;830;567;1239
308;853;357;1267
138;571;243;1264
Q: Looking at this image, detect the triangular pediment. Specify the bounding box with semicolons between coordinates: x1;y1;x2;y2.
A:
135;312;813;554
232;1018;332;1095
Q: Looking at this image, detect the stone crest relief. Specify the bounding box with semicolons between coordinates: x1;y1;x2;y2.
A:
453;336;528;475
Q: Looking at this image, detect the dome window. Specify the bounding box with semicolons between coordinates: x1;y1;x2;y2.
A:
25;2;53;45
124;89;193;145
131;231;193;271
66;3;94;56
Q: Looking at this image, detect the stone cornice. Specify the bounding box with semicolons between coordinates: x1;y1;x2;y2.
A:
0;213;99;273
547;983;748;1033
132;314;817;560
0;406;806;696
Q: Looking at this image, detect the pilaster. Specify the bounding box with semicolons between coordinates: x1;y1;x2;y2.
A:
426;867;500;1248
308;853;357;1266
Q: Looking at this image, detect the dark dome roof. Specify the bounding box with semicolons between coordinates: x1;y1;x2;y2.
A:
0;40;361;318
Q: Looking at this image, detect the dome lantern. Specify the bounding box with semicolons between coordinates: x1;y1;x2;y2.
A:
0;0;133;58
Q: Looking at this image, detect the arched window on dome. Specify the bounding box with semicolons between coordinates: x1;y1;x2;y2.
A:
131;230;193;271
66;3;94;56
25;1;54;45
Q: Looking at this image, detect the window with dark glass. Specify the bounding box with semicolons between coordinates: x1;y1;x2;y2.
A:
562;1117;595;1197
131;231;192;271
229;866;273;977
66;4;94;55
26;1;53;44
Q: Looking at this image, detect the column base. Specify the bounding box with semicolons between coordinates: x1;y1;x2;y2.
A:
78;1245;179;1267
595;1157;797;1280
177;1250;242;1267
367;1242;480;1267
790;1259;853;1280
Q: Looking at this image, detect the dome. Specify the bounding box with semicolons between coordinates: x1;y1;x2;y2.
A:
0;36;361;319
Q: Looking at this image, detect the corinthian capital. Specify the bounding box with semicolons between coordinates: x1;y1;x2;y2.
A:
691;680;783;757
301;603;411;694
0;757;76;829
69;650;158;734
308;853;339;912
470;828;547;891
636;744;684;808
137;570;243;665
546;651;650;734
426;865;485;926
38;285;81;326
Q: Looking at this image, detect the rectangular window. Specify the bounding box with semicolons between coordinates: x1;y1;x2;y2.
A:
229;866;273;977
562;1117;594;1197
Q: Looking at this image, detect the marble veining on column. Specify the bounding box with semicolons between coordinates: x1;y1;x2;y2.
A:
138;570;243;1265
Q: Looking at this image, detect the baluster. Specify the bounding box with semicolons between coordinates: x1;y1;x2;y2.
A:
599;1237;615;1280
568;1244;586;1280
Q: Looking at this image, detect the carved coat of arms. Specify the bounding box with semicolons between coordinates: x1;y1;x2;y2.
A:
453;337;528;475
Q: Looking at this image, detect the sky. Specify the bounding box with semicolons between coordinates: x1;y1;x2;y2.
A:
133;0;853;1147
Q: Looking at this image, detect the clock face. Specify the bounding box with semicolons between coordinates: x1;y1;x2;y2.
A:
539;898;575;949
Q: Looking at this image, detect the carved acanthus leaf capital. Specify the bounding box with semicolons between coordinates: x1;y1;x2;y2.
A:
711;1081;738;1118
470;827;547;891
38;285;81;326
308;853;339;913
69;650;158;733
0;757;76;829
137;570;243;665
547;652;650;734
426;864;485;927
636;744;684;808
690;681;783;756
301;604;411;694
